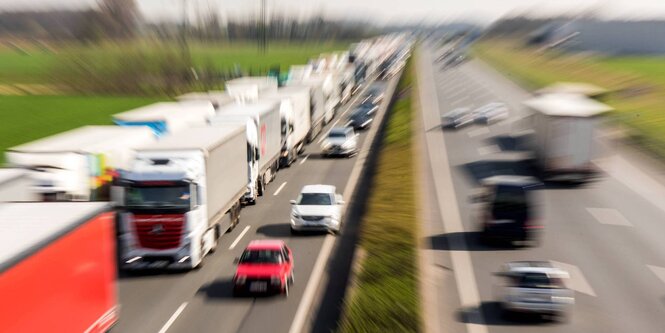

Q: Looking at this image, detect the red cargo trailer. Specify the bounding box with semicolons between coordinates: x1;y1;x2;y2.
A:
0;202;117;333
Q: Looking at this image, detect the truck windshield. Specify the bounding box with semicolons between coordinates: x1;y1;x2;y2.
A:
125;185;191;209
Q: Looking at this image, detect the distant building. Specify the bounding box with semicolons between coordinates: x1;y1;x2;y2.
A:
550;20;665;55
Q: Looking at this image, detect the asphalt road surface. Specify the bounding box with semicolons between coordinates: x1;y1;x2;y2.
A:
418;45;665;333
112;75;398;333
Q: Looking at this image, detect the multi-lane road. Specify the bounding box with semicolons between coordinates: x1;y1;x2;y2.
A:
112;75;399;333
418;45;665;333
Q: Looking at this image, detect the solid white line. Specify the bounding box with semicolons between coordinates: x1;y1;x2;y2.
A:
229;226;251;250
299;154;309;165
418;48;488;333
157;302;188;333
273;181;287;196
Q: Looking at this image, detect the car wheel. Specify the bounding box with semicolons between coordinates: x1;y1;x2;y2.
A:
283;279;289;297
289;272;294;285
290;227;299;235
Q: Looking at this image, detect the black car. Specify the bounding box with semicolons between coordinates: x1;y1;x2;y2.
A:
347;110;373;130
354;102;378;117
363;87;384;104
473;176;542;246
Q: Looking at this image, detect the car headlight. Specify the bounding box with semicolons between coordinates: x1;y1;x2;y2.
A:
235;275;247;285
270;276;281;285
321;142;332;149
342;141;354;149
291;211;301;219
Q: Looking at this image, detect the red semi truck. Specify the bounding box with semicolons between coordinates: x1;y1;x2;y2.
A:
0;202;117;333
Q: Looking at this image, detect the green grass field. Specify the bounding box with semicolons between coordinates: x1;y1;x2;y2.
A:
473;40;665;158
339;60;421;333
0;95;162;164
0;41;349;85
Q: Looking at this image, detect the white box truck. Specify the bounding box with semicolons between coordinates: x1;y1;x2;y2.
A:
0;169;37;202
114;125;247;270
176;91;234;110
287;70;327;141
522;93;612;182
113;101;216;136
210;101;282;204
262;86;312;167
6;126;155;201
225;77;278;103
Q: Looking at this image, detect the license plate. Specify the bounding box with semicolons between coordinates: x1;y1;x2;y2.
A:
149;261;168;268
249;282;267;292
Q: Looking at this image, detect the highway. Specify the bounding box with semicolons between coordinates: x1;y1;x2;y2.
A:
417;45;665;333
111;75;399;333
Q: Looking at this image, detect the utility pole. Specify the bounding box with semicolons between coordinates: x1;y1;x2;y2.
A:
259;0;267;54
181;0;191;62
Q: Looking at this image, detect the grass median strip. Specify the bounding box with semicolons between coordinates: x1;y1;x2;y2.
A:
338;60;421;333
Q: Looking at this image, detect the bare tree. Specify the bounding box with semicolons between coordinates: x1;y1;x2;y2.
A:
97;0;141;39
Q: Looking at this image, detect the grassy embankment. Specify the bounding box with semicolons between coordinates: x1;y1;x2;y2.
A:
474;40;665;158
339;60;421;333
0;42;345;164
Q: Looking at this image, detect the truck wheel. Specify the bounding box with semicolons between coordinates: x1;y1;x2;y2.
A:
257;177;265;196
209;227;220;253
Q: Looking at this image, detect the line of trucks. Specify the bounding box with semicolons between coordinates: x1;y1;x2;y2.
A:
0;34;413;332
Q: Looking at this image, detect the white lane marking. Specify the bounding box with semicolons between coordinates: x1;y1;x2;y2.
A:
586;208;633;226
417;49;488;333
647;265;665;284
228;226;251;250
551;261;597;297
273;181;287;196
595;155;665;215
289;74;396;333
299;154;309;165
467;127;490;138
477;145;500;156
157;302;188;333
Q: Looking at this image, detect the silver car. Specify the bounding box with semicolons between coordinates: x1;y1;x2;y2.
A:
473;102;510;125
441;108;473;129
494;261;574;320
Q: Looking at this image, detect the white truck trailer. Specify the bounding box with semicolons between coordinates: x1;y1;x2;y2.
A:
176;91;234;110
287;67;328;141
225;77;278;103
210;101;282;204
0;169;37;202
6;126;155;201
112;101;216;137
114;125;248;270
261;86;312;167
522;93;612;182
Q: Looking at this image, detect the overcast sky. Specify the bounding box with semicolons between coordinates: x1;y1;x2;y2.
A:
1;0;665;24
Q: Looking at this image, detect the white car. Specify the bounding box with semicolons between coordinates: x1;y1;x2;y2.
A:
290;184;344;234
494;261;574;320
321;127;358;157
473;102;510;125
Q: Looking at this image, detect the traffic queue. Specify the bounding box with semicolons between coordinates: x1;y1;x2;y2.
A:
0;34;412;332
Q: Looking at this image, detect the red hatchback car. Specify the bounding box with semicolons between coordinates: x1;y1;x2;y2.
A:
233;240;294;296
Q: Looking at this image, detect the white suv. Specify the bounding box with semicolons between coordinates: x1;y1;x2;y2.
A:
494;261;574;320
321;127;358;157
290;185;344;234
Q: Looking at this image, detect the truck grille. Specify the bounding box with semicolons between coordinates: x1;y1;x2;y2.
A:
132;214;185;250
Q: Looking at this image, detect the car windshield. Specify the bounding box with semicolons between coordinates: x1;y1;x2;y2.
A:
125;185;191;208
239;250;283;264
515;273;561;289
297;193;332;205
329;132;347;139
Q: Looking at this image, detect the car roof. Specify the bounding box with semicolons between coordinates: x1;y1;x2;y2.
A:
329;127;352;134
246;239;286;250
503;261;570;278
481;175;541;188
301;184;336;194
